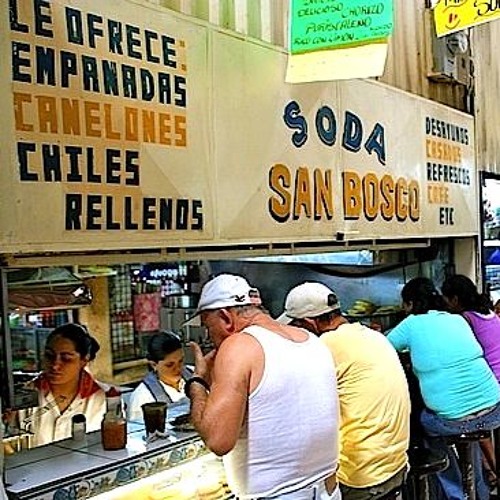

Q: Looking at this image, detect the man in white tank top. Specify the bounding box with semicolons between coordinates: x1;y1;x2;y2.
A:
184;274;341;499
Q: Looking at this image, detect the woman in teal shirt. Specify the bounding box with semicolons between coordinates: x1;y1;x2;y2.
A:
387;277;500;499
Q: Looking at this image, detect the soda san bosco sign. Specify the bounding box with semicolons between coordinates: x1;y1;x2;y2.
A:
434;0;500;37
264;94;472;234
270;98;472;232
290;0;394;54
269;101;474;234
0;0;477;254
211;33;476;242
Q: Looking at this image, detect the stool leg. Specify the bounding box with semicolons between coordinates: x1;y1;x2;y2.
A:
403;474;419;500
456;442;476;500
494;427;500;494
419;475;428;500
401;478;411;500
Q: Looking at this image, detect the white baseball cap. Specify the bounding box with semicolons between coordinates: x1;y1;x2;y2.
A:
276;282;341;324
184;274;262;326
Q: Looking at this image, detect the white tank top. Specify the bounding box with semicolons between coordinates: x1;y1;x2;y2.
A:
223;325;339;499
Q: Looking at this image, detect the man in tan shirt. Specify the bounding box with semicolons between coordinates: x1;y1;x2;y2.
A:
278;282;411;500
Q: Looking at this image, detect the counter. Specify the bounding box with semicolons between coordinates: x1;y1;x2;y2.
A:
5;420;231;500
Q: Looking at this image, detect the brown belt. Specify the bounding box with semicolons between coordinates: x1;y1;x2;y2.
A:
456;404;496;421
325;473;337;495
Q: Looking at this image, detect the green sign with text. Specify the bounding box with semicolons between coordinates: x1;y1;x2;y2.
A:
290;0;394;54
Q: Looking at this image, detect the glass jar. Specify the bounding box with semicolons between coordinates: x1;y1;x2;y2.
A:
101;412;127;450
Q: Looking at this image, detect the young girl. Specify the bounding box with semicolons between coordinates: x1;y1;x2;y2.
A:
127;332;191;421
442;274;500;489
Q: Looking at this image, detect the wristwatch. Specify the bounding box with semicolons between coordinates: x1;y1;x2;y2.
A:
184;376;210;398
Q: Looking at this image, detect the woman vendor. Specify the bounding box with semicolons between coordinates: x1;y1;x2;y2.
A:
127;331;191;421
16;323;107;447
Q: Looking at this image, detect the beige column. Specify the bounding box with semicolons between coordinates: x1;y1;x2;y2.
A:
79;277;113;384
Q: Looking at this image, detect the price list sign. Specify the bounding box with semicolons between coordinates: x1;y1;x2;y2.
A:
290;0;394;54
434;0;500;37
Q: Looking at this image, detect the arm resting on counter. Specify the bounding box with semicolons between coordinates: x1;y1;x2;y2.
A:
190;334;256;456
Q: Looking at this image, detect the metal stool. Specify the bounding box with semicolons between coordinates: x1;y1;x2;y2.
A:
492;426;500;493
405;446;449;500
446;430;491;500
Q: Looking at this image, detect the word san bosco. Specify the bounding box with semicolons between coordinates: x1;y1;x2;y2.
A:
268;101;420;223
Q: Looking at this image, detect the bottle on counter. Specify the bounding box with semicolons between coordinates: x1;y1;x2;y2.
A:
101;388;127;451
105;386;122;414
71;414;86;442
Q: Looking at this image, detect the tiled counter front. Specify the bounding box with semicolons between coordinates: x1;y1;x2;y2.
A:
5;424;207;500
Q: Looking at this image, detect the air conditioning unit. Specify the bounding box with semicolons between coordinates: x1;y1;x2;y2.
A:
424;9;471;86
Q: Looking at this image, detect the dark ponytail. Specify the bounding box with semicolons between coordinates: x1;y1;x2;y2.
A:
401;277;446;314
146;331;182;365
442;275;492;314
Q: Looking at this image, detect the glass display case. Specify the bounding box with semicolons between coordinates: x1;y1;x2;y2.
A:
5;426;234;500
6;311;73;409
92;453;232;500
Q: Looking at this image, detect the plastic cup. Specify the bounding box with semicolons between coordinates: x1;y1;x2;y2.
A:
141;402;168;435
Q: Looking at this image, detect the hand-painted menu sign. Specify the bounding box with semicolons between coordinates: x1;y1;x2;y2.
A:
2;0;211;251
425;115;471;226
290;0;394;54
210;32;476;243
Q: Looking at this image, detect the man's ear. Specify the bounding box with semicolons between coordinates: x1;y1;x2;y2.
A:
219;308;237;332
301;317;320;335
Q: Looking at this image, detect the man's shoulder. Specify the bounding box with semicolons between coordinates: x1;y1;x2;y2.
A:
324;322;366;340
219;330;262;356
324;323;396;352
